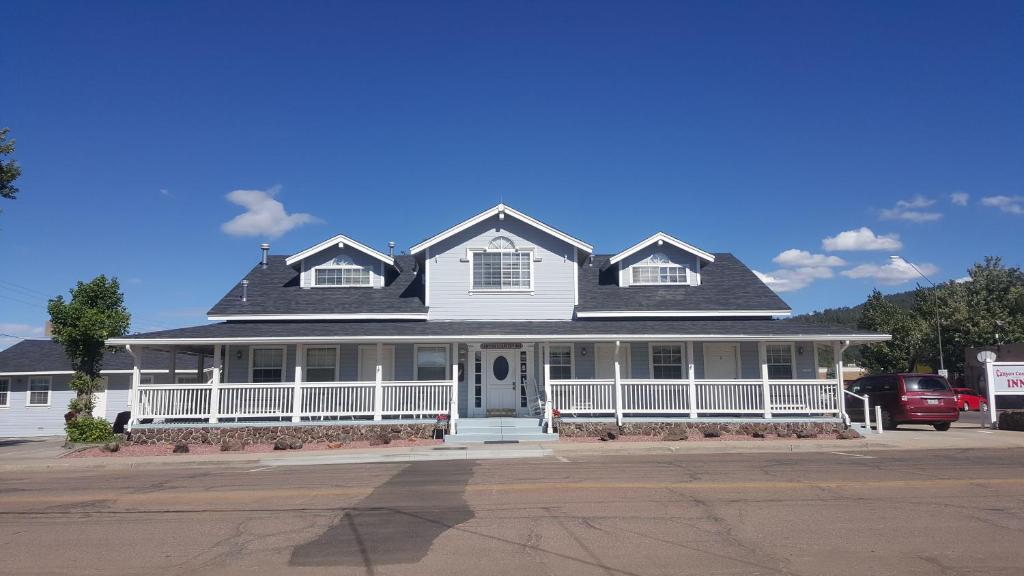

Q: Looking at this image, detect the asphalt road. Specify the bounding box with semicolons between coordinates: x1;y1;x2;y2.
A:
3;447;1023;576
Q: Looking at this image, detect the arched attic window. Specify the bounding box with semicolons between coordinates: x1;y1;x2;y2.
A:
472;236;532;290
314;253;373;287
631;251;688;285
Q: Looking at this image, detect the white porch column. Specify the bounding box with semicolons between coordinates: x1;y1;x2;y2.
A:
613;341;623;426
984;356;998;429
126;345;142;430
373;342;383;421
450;342;459;434
292;343;304;423
209;344;222;423
759;341;773;419
833;341;845;423
686;341;697;418
543;342;553;433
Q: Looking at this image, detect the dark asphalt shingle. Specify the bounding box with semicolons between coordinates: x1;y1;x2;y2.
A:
0;339;209;373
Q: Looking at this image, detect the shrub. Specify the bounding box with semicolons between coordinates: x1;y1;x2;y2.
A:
66;417;115;443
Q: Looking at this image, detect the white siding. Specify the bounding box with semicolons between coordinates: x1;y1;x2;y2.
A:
619;244;701;287
426;215;578;320
298;244;384;289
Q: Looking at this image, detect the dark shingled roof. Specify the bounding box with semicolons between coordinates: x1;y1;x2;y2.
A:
112;319;885;341
207;255;426;316
0;339;210;373
577;253;789;313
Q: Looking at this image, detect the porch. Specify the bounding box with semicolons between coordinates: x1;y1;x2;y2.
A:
120;338;853;435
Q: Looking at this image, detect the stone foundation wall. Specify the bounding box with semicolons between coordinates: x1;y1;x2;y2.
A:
558;421;843;438
127;423;436;445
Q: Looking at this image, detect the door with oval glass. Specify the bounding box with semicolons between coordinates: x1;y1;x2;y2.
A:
485;349;517;412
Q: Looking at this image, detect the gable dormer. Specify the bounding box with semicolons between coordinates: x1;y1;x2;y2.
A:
285;233;396;289
609;232;714;288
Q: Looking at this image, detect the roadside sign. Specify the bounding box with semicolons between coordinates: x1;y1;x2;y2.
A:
991;363;1024;395
938;369;949;379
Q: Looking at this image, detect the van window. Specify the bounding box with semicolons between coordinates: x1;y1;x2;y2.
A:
903;376;949;391
878;377;897;392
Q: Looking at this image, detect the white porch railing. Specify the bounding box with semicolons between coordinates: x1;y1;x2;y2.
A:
621;379;690;414
547;378;841;417
136;385;212;419
769;380;839;414
301;382;376;418
550;379;616;415
380;381;452;417
219;384;294;418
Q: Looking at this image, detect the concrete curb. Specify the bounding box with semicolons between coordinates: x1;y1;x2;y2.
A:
262;446;553;466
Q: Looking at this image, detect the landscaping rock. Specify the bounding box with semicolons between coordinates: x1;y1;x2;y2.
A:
604;430;618;441
837;428;861;440
326;441;344;449
662;430;688;441
172;441;189;453
101;442;120;453
273;438;291;450
702;427;721;438
998;410;1024;432
287;437;304;450
220;438;244;452
795;429;818;439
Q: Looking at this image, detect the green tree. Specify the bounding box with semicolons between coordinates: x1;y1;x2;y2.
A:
857;289;927;373
47;276;131;418
0;128;20;200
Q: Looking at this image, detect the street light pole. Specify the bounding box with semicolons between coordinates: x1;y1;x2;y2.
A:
891;255;945;372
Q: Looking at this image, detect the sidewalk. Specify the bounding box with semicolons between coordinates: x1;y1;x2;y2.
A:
2;422;1021;472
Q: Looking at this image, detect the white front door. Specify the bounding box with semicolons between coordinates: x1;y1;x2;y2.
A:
704;343;739;379
485;349;517;411
358;345;395;381
595;343;630;380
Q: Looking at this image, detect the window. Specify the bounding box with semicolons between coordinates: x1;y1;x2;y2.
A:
651;345;684;379
631;252;688;285
472;236;532;291
251;348;284;383
473;351;483;408
315;254;372;287
0;378;9;407
306;347;338;382
548;345;573;380
27;376;50;406
766;344;794;379
416;345;449;381
175;374;201;384
904;376;950;392
140;375;155;385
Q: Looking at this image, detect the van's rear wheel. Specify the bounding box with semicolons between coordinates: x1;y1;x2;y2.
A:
880;409;896;430
933;422;951;432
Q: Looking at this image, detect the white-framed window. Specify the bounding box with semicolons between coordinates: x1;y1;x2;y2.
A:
415;345;449;381
631;252;688;285
306;346;339;382
27;376;51;406
547;345;574;380
250;347;285;383
314;254;373;287
0;378;9;407
175;374;201;384
650;344;684;379
470;236;533;291
766;343;795;380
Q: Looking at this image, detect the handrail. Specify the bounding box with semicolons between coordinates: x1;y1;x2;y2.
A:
843;389;871;429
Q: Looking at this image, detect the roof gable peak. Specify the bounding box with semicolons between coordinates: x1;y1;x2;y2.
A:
608;232;715;265
285;233;395;267
409;203;593;255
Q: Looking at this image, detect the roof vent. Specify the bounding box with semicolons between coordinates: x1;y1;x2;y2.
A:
388;241;395;257
260;243;270;268
241;279;249;302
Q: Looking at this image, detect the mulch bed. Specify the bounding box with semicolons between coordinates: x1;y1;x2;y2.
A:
64;438;443;458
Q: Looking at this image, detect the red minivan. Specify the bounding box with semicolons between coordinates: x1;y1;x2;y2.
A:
846;373;959;431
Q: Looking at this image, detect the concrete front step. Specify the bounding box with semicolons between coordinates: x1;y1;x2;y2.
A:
446;417;553;443
445;432;557;443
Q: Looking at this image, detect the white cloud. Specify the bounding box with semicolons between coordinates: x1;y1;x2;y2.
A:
221;186;321;239
754;267;834;293
822;227;903;252
879;196;943;223
772;249;846;268
0;323;46;351
950;192;969;206
980;195;1024;215
159;188;173;198
955;275;972;283
841;259;939;285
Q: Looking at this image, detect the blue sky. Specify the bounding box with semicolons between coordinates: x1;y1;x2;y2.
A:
2;1;1022;348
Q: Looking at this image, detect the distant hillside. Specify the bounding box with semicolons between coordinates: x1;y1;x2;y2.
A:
793;289;917;328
